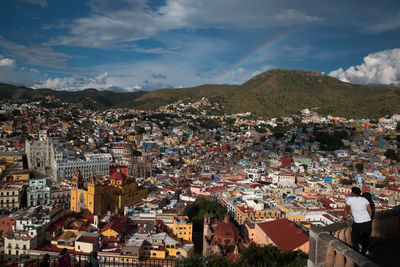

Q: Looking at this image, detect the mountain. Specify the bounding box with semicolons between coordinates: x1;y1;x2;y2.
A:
0;84;146;109
1;69;400;118
215;68;400;118
125;84;237;110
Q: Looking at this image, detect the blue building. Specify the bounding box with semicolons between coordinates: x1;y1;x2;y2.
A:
27;178;51;207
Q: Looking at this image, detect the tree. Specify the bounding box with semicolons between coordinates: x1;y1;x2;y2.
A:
355;163;364;173
315;131;345;151
273;131;285;139
167;159;176;167
135;126;146;135
384;149;398;161
185;198;227;232
341;178;354;185
132;150;142;156
239;244;308;267
176;244;308;267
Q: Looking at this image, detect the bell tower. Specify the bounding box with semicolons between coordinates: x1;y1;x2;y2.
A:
72;169;82;189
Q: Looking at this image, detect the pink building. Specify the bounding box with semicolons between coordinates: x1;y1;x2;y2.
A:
245;218;309;253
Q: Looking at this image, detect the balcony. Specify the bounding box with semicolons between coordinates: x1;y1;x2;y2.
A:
308;206;400;267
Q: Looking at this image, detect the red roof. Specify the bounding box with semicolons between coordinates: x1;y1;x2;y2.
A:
237;205;254;214
214;221;239;240
111;170;126;181
77;235;98;243
101;216;127;235
257;218;309;252
387;184;399;191
0;217;15;237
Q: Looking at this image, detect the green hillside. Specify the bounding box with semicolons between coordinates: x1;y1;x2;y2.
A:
126;84;237;109
1;69;400;118
217;69;400;118
0;84;146;109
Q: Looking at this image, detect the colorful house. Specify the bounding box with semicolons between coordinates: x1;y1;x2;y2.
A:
247;218;309;253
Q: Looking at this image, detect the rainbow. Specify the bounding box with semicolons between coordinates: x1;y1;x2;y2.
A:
217;29;299;83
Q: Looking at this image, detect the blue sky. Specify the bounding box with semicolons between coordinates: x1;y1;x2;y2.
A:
0;0;399;91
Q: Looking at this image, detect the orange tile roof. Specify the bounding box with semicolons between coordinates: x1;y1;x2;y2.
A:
101;216;127;235
257;218;308;252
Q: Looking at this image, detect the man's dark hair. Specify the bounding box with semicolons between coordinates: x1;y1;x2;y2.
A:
351;187;361;195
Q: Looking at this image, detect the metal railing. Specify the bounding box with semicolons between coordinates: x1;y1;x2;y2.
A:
3;254;176;267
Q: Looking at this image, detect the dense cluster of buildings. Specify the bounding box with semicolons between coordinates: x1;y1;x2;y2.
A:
0;98;399;263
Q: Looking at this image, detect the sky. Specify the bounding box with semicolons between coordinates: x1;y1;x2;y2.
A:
0;0;400;91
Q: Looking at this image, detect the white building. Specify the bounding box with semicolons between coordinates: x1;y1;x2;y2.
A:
53;153;111;181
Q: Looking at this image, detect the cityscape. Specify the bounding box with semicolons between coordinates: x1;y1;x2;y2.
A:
0;97;398;266
1;1;400;267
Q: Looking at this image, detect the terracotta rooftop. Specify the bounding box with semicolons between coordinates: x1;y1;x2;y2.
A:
214;221;239;240
257;218;309;252
101;216;127;235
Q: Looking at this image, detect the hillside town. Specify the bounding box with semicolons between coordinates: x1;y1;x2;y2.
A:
0;96;399;265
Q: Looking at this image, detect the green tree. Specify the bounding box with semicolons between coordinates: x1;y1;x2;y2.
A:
239;244;308;267
168;159;177;166
384;149;399;161
355;163;364;173
185;198;227;232
315;131;345;151
341;178;354;185
135;126;146;135
132;150;142;156
175;244;308;267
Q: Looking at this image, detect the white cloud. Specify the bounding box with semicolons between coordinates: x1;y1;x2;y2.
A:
221;65;274;84
20;0;47;8
0;56;16;68
53;0;321;48
32;72;112;91
0;64;43;86
329;48;400;86
370;12;400;32
0;37;70;69
274;9;321;25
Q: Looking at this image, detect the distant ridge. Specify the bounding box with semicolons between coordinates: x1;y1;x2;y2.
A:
1;68;400;118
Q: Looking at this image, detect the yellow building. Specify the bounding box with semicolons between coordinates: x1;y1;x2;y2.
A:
2;169;30;184
70;169;147;215
0;125;13;133
171;216;192;242
0;184;24;210
235;205;281;225
0;152;22;164
277;202;306;222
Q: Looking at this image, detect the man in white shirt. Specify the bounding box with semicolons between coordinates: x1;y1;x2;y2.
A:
343;187;372;255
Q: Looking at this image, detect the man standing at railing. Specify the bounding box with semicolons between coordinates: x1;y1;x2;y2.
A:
343;187;373;255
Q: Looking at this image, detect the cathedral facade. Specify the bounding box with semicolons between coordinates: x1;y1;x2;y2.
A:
70;169;147;215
